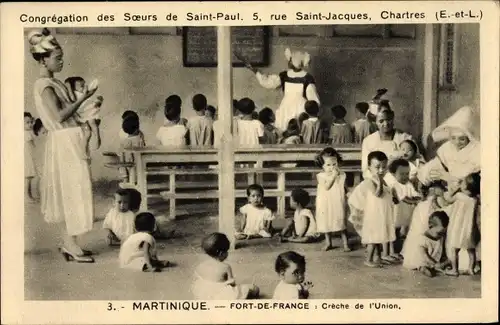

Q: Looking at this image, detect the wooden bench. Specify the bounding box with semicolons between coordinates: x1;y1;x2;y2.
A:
121;144;362;218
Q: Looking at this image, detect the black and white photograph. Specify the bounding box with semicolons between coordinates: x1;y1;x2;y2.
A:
21;22;485;302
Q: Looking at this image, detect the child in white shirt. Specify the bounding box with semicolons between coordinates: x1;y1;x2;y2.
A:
156;95;188;147
119;212;171;272
235;184;275;240
103;188;136;246
273;251;313;299
280;188;319;243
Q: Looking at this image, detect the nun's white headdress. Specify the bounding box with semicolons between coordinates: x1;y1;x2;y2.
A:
285;48;310;69
431;106;480;142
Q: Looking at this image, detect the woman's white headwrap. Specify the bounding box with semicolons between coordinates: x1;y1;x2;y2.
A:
431;106;480;142
27;28;60;54
285;48;310;69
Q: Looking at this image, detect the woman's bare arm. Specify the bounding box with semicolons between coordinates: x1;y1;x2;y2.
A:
41;86;96;123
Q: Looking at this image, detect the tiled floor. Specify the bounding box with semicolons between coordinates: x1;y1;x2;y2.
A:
24;191;481;300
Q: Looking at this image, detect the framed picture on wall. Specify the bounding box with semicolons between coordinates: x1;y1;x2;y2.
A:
182;26;270;67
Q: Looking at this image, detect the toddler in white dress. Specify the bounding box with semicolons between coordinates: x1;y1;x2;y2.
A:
273;251;313;299
315;147;350;251
348;151;396;267
235;184;275;240
191;232;259;299
103;188;136;246
443;172;481;276
384;158;422;259
119;212;171;272
402;211;450;277
280;188;319;243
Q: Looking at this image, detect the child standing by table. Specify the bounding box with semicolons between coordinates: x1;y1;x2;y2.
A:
315;147;350;251
352;102;377;143
348;151;396;267
329;105;353;145
301;100;325;144
258;107;280;144
186;94;213;147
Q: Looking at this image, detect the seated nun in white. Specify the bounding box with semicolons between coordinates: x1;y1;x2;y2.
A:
418;106;481;187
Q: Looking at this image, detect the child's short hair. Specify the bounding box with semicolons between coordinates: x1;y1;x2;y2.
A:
237;97;256;115
24;112;33;119
315;147;342;167
331;105;347;119
291;188;310;207
125;188;142;212
275;251;306;274
246;184;264;197
388;158;410;174
379;99;391;111
165;94;182;108
284;118;301;137
115;188;130;198
430;210;450;228
192;94;207;112
134;212;156;232
304;100;319;117
33;118;44;136
64;76;85;92
367;151;388;166
298;113;309;126
400;139;418;152
206;105;216;117
464;172;481;197
201;232;230;258
421;179;447;197
122;116;140;135
355;102;369;115
165;103;181;121
258;107;274;125
122;110;139;121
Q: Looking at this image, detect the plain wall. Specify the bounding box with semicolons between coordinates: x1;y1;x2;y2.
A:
437;23;480;123
25;27;461;181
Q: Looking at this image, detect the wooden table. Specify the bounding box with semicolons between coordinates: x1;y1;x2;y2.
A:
124;144;363;216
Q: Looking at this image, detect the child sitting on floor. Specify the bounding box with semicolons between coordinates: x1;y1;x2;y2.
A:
103;188;136;246
273;251;313;299
352;102;377;143
301;100;325;144
402;211;450;277
329;105;353;145
402;180;448;262
119;212;171;272
156;95;188;147
192;232;259;299
235;184;275;239
258;107;280;144
187;94;213;147
280;188;319;243
384;159;422;259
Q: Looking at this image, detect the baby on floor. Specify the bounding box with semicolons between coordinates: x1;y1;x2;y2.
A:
103;188;136;246
279;188;320;243
273;251;313;299
191;232;259;299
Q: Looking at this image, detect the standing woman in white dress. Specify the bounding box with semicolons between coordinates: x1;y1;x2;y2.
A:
28;28;96;263
239;49;321;131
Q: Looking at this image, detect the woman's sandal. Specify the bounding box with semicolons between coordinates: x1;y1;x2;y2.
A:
60;247;95;263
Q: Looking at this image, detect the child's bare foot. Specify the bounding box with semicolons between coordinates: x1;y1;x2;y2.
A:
106;232;120;246
420;266;436;277
323;245;334;251
445;269;459;277
391;253;403;260
381;255;398;263
364;261;382;268
463;268;478;276
343;246;352;252
235;233;247;240
142;264;161;272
